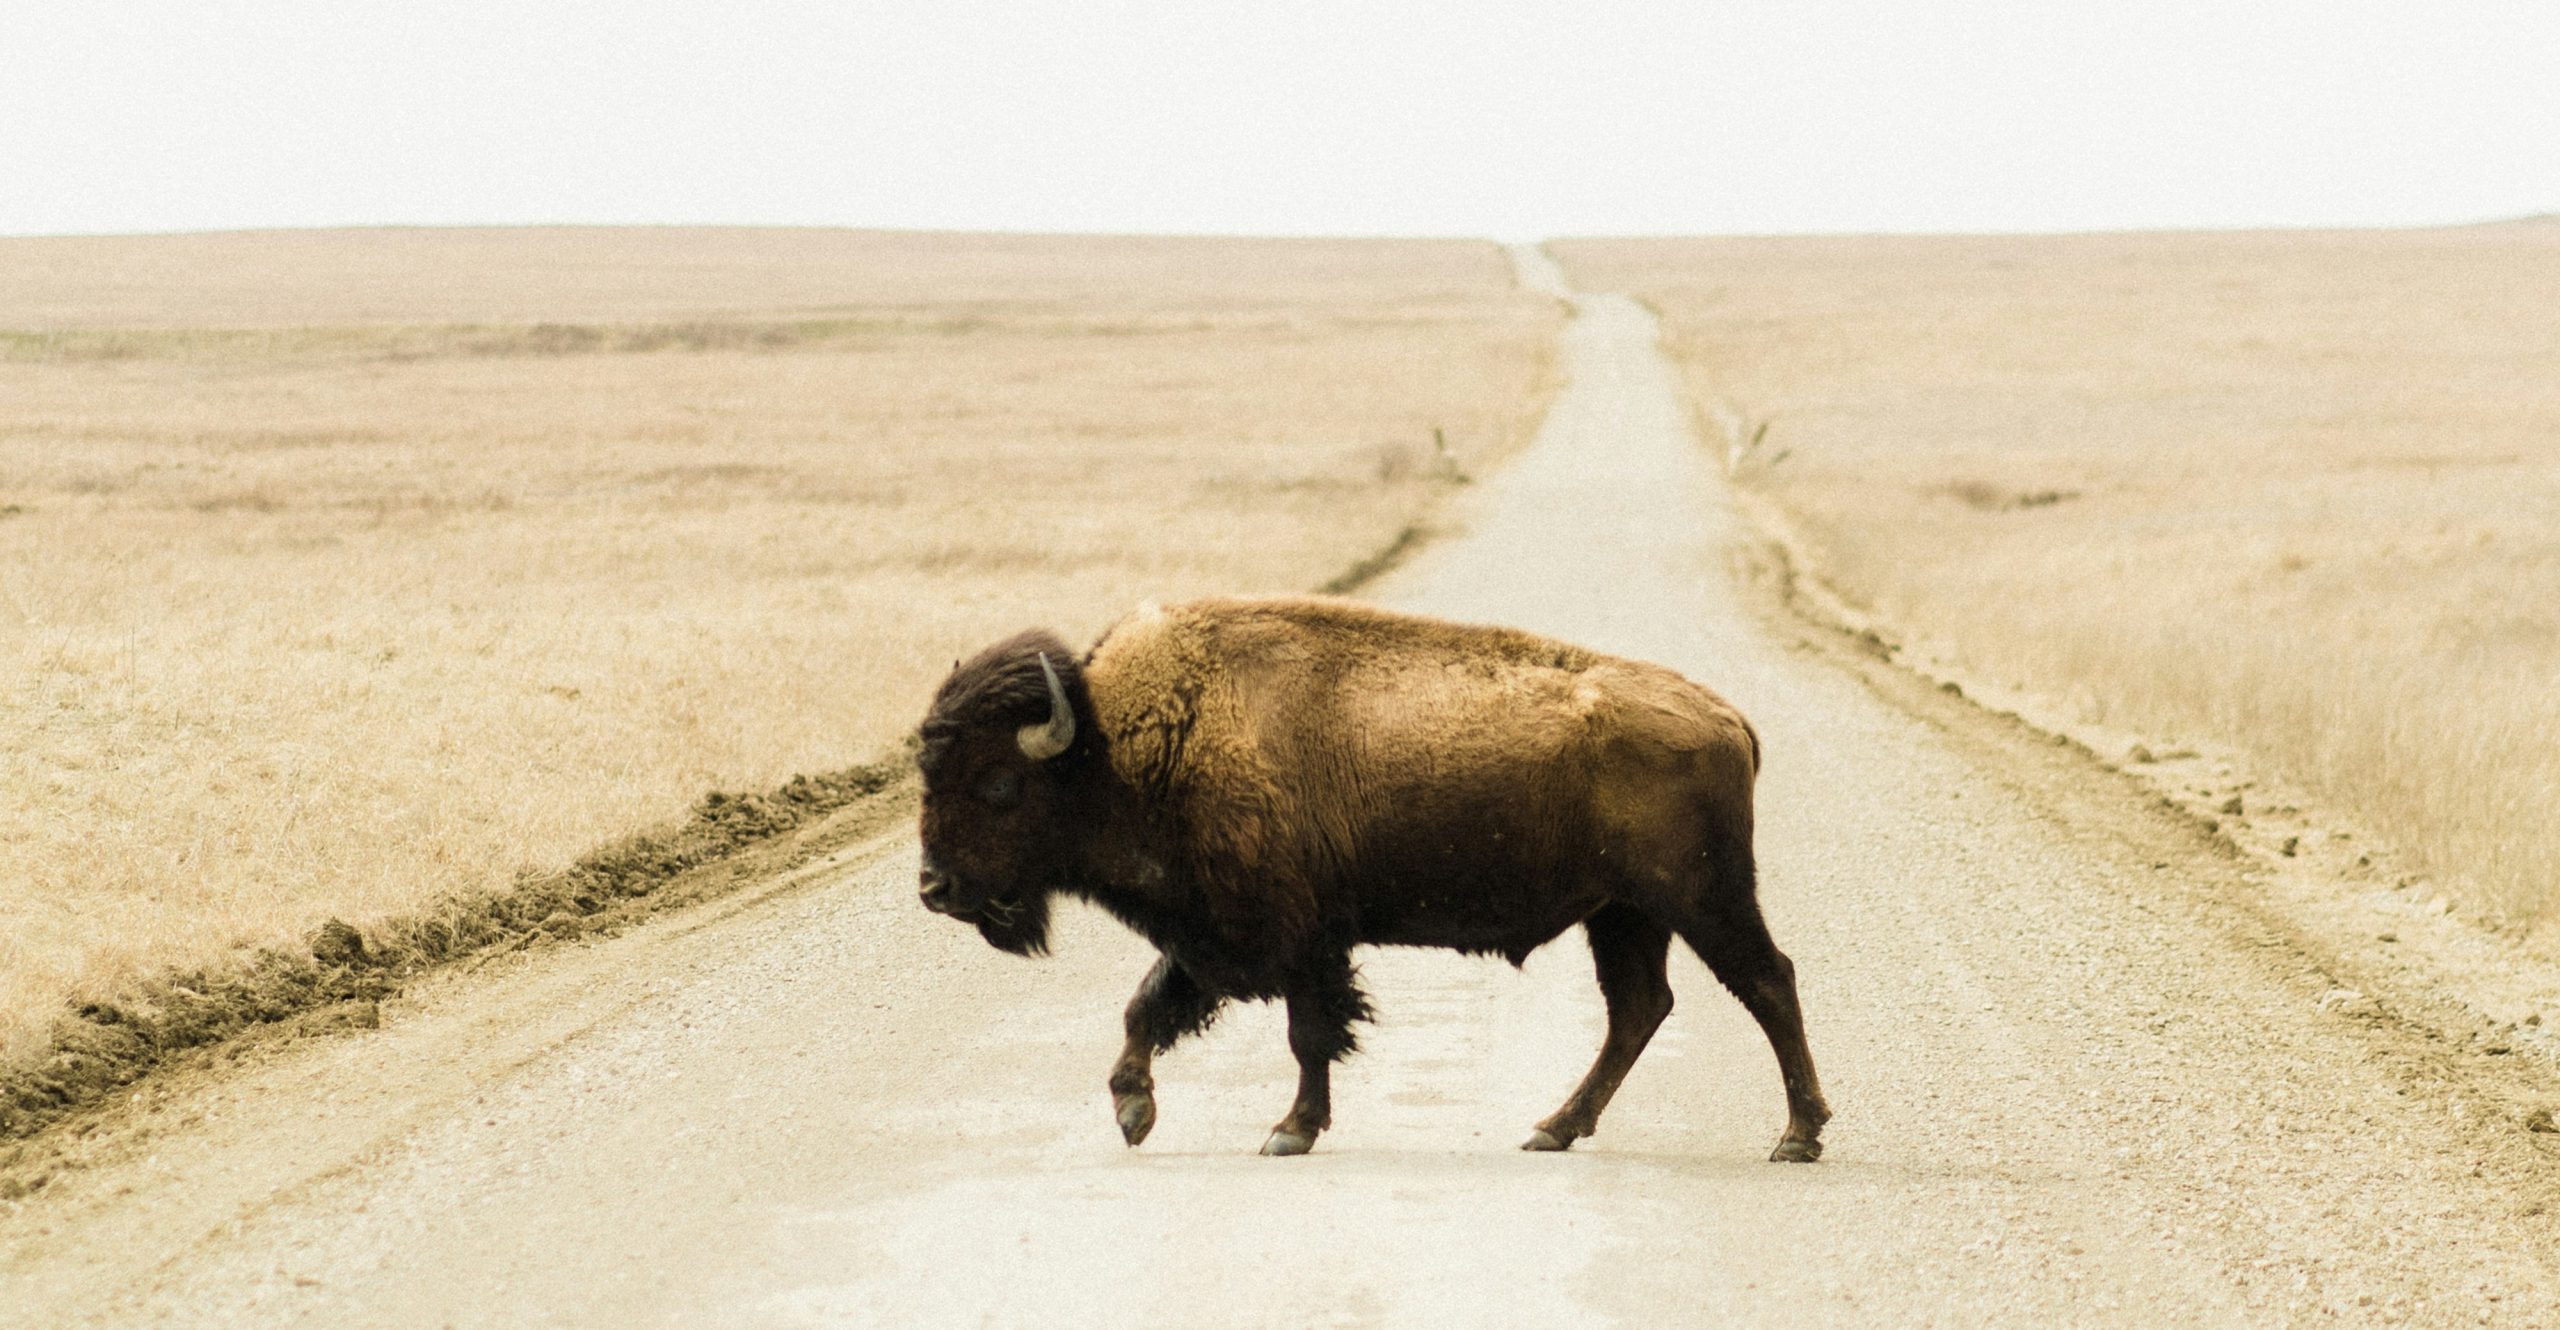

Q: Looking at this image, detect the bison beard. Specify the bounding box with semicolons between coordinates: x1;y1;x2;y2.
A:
970;889;1051;957
913;597;1830;1163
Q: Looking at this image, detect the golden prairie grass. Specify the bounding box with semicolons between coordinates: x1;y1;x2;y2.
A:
1555;223;2560;932
0;228;1562;1066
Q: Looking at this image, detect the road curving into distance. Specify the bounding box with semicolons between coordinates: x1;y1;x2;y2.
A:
4;246;2553;1329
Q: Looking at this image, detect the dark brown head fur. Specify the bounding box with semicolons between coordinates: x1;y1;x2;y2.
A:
915;629;1096;955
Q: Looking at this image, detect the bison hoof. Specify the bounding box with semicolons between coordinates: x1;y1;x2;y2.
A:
1114;1093;1156;1147
1520;1128;1573;1152
1259;1130;1315;1157
1769;1136;1823;1163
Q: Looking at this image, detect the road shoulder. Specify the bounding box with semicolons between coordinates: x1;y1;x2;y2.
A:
1723;497;2560;1228
0;785;917;1270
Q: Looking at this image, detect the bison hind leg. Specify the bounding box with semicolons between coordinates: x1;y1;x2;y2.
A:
1525;903;1675;1151
1673;880;1830;1163
1261;952;1371;1157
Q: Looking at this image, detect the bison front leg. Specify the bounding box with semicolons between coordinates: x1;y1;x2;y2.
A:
1108;954;1224;1147
1262;955;1371;1157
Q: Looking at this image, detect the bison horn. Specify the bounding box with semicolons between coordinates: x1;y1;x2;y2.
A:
1016;652;1076;760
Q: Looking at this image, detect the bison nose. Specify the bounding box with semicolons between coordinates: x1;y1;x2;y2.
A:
919;866;955;915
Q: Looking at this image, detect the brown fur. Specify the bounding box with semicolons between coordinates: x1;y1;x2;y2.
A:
915;595;1826;1160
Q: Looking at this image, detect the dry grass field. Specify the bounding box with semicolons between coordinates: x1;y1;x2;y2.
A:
1557;222;2560;934
0;228;1561;1068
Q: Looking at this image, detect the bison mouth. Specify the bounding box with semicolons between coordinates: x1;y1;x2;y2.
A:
969;890;1053;957
920;864;1053;956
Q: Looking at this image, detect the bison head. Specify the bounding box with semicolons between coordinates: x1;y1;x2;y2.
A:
914;629;1092;955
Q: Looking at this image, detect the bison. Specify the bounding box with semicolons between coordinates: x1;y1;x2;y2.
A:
915;596;1828;1161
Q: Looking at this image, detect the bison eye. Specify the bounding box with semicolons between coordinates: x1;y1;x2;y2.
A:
975;768;1021;809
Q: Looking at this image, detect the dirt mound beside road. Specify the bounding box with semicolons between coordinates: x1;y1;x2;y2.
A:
0;759;905;1163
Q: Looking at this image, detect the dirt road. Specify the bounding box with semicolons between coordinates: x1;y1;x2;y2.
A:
6;249;2555;1328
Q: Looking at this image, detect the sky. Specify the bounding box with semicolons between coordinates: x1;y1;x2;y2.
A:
4;1;2556;239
